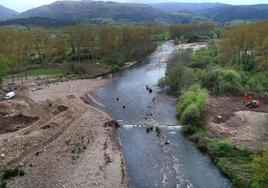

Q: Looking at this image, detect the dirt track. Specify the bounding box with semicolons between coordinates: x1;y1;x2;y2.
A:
0;79;127;188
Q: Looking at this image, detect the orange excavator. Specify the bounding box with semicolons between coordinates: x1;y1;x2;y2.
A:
244;93;260;108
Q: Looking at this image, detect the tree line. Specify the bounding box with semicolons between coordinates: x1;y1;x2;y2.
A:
0;24;159;87
219;21;268;72
169;23;219;43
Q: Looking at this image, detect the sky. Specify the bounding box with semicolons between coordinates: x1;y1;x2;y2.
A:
1;0;268;12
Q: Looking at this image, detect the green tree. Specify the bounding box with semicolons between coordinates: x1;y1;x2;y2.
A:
0;54;10;90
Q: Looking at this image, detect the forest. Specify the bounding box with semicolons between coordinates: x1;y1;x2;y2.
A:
0;24;165;89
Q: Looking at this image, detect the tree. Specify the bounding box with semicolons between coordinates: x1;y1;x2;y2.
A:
0;54;10;91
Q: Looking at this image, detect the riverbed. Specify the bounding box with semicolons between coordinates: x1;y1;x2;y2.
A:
92;42;233;188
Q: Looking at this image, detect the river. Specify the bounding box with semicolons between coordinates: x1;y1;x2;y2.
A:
92;42;233;188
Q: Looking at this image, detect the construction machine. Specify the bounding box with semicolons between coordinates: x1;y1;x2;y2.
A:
244;93;260;108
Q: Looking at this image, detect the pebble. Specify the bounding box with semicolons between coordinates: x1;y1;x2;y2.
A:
1;153;5;158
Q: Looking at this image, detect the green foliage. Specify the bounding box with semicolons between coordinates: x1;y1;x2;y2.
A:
159;51;197;95
207;141;254;187
204;68;243;96
219;21;268;72
0;54;10;75
169;23;217;42
176;84;208;125
2;168;25;180
180;103;200;125
251;148;268;187
247;73;268;94
208;141;235;158
191;48;212;68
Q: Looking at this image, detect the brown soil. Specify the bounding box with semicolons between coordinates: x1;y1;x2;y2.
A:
0;113;39;134
206;96;268;123
0;79;127;188
206;96;268;151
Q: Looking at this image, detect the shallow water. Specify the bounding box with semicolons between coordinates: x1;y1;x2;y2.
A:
92;42;233;188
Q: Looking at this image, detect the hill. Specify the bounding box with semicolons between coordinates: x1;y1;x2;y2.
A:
0;17;76;28
16;0;187;24
198;4;268;23
149;2;225;13
0;5;18;21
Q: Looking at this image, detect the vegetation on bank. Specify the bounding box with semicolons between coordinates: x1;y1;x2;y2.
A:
160;21;268;188
0;24;162;90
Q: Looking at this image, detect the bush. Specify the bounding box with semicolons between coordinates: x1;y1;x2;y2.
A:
251;148;268;187
207;141;235;158
2;168;25;180
180;103;200;125
176;84;208;125
247;73;268;93
160;51;197;95
205;69;243;96
191;48;212;69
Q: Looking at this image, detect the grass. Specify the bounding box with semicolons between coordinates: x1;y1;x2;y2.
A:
68;137;88;161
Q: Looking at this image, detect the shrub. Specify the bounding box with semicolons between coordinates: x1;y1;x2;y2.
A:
2;168;25;180
191;48;212;69
207;141;235;158
206;69;243;95
180;103;200;125
247;73;268;93
251;148;268;187
176;84;208;125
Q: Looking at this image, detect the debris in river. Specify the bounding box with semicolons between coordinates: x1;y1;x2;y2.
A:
165;140;170;145
146;85;153;93
116;98;119;101
123;105;126;109
104;120;120;129
155;127;161;137
146;127;154;133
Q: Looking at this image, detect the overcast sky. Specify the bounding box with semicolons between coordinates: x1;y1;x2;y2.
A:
1;0;268;12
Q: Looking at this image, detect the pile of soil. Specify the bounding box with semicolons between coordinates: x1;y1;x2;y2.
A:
206;96;268;123
206;96;268;151
0;113;39;134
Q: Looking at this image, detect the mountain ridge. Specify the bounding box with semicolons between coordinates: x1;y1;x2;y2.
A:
0;4;18;21
15;0;187;24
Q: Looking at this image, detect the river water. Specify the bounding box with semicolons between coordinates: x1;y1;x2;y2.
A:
92;42;233;188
